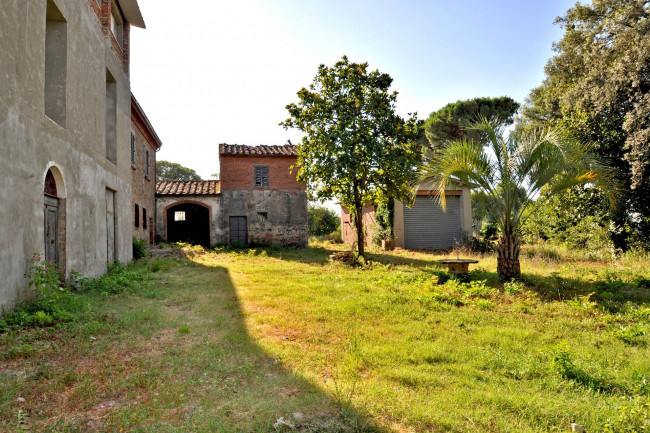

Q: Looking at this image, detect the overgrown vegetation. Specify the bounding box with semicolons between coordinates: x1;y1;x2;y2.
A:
132;237;148;259
520;0;650;250
308;204;340;237
1;244;649;431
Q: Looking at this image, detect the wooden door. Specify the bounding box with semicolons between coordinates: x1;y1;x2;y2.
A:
105;189;116;264
44;196;59;265
229;216;247;244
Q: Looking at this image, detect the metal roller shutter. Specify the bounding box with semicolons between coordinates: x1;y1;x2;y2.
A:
403;196;461;249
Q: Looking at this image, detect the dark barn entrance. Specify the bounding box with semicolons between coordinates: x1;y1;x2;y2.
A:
166;203;210;247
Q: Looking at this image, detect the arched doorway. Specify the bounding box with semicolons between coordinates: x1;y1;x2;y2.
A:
166;203;210;247
43;167;66;268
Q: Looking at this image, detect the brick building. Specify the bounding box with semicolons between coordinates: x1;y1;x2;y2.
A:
0;0;147;311
131;94;162;244
155;144;308;247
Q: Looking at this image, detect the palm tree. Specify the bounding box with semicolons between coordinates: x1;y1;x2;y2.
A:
417;120;617;278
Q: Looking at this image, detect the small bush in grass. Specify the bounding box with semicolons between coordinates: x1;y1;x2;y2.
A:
178;326;191;334
474;299;495;310
326;227;343;243
503;280;524;295
133;237;148;259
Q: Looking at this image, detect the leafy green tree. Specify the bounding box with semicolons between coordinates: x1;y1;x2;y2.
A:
424;97;519;149
156;161;201;181
418;120;616;278
521;185;613;251
521;0;650;249
281;56;421;257
308;205;340;237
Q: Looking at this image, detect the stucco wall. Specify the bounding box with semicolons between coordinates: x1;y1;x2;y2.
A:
220;190;308;246
0;0;134;310
155;196;223;246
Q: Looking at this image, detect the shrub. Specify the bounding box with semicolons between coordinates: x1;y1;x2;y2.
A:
327;227;343;243
133;237;148;259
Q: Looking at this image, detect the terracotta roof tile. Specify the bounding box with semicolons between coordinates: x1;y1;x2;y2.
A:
156;180;220;196
219;143;298;156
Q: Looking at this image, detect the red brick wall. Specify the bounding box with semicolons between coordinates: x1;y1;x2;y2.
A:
341;205;377;247
219;155;305;191
131;114;157;243
91;0;129;74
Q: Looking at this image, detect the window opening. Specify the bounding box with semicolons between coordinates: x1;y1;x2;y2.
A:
130;132;136;167
174;211;186;222
254;166;269;188
105;69;117;163
145;149;150;179
44;0;67;126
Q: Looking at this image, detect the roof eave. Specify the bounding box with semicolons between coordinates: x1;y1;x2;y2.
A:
117;0;145;28
131;93;162;150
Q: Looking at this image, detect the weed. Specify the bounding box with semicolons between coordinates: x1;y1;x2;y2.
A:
24;253;64;298
1;343;36;360
613;325;646;345
503;280;525;295
551;349;622;394
178;326;191;334
601;397;650;432
474;299;495;310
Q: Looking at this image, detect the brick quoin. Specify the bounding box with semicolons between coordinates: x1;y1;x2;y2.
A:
220;155;305;192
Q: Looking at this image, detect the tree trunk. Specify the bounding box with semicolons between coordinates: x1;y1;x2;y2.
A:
355;206;365;258
496;232;521;279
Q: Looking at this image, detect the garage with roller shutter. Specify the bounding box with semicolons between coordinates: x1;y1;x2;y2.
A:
393;184;472;250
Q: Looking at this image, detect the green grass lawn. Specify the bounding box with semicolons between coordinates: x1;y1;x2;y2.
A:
1;243;649;432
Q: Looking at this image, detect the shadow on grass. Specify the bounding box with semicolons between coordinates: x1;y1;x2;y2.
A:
175;257;386;432
0;255;387;432
253;244;454;270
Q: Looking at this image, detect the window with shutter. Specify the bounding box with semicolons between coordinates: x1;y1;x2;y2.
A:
254;165;269;188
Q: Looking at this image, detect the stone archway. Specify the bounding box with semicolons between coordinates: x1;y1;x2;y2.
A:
166;202;210;247
43;166;66;271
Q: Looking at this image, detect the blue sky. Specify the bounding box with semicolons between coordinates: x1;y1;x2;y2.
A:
130;0;578;179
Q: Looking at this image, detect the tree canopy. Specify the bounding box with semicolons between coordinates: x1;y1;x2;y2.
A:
520;0;650;248
156;161;201;181
281;56;421;257
424;97;519;149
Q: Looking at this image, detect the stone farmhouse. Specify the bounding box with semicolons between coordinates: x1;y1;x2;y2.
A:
155;144;308;247
341;181;472;250
0;0;157;311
